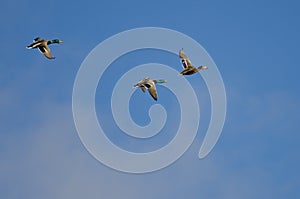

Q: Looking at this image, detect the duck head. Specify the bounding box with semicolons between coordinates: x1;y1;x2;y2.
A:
50;39;63;44
198;65;208;70
155;79;167;84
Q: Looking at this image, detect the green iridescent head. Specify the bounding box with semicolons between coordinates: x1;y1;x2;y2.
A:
155;79;167;84
50;39;63;44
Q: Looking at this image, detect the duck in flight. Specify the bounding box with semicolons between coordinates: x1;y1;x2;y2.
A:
27;37;63;59
134;78;167;101
179;48;207;75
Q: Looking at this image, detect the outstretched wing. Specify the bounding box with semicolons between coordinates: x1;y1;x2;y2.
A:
145;82;157;101
27;38;43;49
38;45;55;59
179;49;193;68
140;86;146;92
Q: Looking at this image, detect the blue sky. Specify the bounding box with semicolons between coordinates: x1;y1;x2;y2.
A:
1;0;300;198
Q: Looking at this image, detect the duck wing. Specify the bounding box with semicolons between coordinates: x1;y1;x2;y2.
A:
179;49;193;68
145;82;157;101
27;42;39;49
140;86;146;93
27;39;43;49
135;78;148;92
38;45;55;59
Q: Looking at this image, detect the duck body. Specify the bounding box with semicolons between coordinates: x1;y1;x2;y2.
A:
134;77;167;101
179;65;207;76
179;48;207;76
27;37;62;59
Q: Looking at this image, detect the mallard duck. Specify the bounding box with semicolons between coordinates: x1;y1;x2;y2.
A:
179;48;207;75
134;78;167;101
26;37;63;59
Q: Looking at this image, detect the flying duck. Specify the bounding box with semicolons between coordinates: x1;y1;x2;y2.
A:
27;37;62;59
134;78;167;101
179;48;207;75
